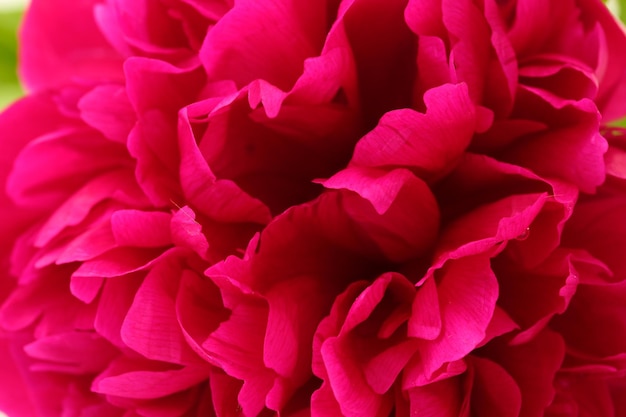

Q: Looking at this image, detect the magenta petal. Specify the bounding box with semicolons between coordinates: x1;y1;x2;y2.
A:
193;174;274;223
124;55;203;115
409;276;441;340
413;36;453;98
0;334;88;417
200;0;325;90
93;2;132;58
313;273;417;416
94;275;143;348
0;281;43;331
5;0;626;415
442;0;493;104
78;85;136;144
552;278;626;367
0;95;63;253
605;143;626;181
111;210;172;248
69;276;105;305
579;0;626;121
55;221;117;265
19;0;124;92
71;247;165;280
264;276;328;383
6;127;130;208
201;295;268;376
176;270;227;364
24;331;117;374
95;0;198;60
564;193;626;279
70;246;167;302
238;376;276;417
341;273;413;335
311;381;345;417
133;387;202;417
121;259;199;365
505;89;607;193
1;267;74;331
478;306;518;348
287;44;357;107
433;192;547;266
35;170;137;247
322;167;421;215
0;338;38;417
312;281;367;379
482;0;517;113
407;377;462;417
200;272;269;365
93;362;209;399
364;340;419;394
469;356;522;417
404;0;445;38
247;79;288;118
351;83;475;178
33;207;119;269
178;107;272;224
124;57;203;205
338;0;416;124
519;59;598;102
550;375;617;417
201;266;280;415
320;337;386;417
170;206;210;258
496;249;592;345
436;154;578;269
209;369;243;417
409;256;499;383
485;329;565;417
404;359;467;393
325;167;440;263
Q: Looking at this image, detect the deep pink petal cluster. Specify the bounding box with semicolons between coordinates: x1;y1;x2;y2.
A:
2;0;626;416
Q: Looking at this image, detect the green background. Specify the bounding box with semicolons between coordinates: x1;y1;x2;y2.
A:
0;7;22;109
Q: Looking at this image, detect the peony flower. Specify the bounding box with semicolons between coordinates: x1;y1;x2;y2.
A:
1;0;626;416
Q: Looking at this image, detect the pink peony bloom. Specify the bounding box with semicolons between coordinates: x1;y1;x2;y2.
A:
2;0;626;416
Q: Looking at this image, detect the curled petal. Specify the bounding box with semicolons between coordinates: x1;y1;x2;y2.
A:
351;83;476;179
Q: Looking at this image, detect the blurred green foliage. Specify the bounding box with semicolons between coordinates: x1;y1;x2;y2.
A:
606;0;626;24
0;9;22;109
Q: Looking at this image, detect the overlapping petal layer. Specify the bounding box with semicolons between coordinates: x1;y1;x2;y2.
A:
2;0;626;416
